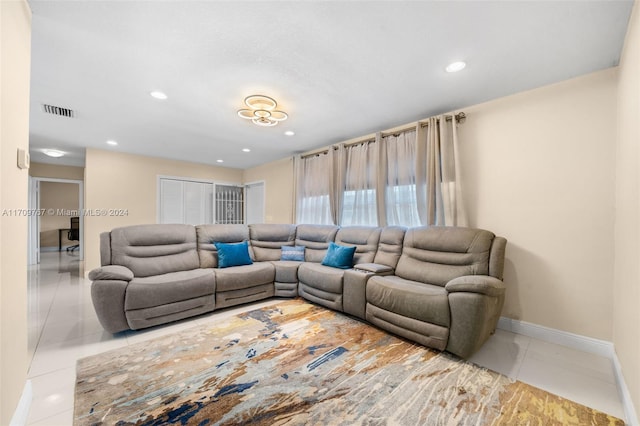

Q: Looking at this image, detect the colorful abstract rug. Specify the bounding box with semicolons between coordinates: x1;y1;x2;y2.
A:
74;299;623;425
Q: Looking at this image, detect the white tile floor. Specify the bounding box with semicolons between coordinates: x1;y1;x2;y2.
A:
25;252;627;425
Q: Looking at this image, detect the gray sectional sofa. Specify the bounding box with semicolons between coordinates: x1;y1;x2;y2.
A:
89;223;507;358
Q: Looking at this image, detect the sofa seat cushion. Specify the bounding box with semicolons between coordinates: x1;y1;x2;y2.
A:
367;275;450;327
214;262;275;292
125;269;215;311
271;260;302;283
298;263;346;294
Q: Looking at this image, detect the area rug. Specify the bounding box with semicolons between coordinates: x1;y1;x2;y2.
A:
74;299;623;425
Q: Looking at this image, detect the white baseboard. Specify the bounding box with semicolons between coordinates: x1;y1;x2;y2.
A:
497;316;614;358
10;380;32;426
498;317;638;425
40;246;59;252
40;245;77;252
612;351;639;426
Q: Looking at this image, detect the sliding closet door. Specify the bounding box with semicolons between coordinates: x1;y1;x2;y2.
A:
159;178;214;225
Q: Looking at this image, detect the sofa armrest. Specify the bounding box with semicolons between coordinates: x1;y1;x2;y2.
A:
353;263;393;274
445;275;505;297
446;275;506;358
91;279;131;333
88;265;134;282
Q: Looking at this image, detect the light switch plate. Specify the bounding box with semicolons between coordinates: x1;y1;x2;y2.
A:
17;148;30;169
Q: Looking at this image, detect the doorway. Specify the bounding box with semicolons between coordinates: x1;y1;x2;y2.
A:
245;181;265;224
28;177;84;264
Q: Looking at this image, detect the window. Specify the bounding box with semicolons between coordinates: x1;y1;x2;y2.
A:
341;142;378;226
384;130;421;227
294;116;463;227
214;184;244;224
386;184;420;227
341;189;377;226
295;152;333;224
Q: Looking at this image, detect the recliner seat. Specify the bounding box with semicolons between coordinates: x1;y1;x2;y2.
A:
298;226;381;311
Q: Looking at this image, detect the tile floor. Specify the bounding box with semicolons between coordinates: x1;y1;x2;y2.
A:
25;252;626;425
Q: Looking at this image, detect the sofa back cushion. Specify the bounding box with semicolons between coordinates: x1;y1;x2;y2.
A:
396;226;495;286
249;224;297;261
373;226;406;269
110;224;199;277
196;224;250;268
100;232;112;266
295;224;339;262
489;237;507;280
335;226;381;265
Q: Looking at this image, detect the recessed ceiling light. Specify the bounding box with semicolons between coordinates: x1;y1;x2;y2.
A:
106;140;118;146
242;148;251;152
284;131;295;136
150;91;168;100
445;61;466;73
43;149;65;158
216;159;224;163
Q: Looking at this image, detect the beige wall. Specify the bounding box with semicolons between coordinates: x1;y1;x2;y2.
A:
0;0;31;423
251;69;618;342
614;1;640;418
39;182;80;248
84;149;243;272
243;157;294;224
267;69;618;341
30;162;84;180
459;69;617;341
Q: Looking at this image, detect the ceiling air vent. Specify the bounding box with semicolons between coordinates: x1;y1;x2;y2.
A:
42;104;75;118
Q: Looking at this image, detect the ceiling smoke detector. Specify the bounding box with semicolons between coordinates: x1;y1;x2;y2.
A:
42;104;75;118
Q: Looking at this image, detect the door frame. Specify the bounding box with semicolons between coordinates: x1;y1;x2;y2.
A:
244;180;266;224
28;177;84;262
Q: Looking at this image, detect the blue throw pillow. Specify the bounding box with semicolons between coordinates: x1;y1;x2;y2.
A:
321;242;356;269
214;241;253;268
281;245;305;261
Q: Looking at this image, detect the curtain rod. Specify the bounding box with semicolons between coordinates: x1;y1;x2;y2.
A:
381;112;467;137
300;112;466;159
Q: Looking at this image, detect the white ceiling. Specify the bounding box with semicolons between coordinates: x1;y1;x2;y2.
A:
28;0;634;169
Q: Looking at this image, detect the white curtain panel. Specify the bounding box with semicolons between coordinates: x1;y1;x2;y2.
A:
340;142;378;226
294;113;466;227
295;152;334;224
384;129;421;227
416;115;467;226
329;144;345;226
439;117;467;227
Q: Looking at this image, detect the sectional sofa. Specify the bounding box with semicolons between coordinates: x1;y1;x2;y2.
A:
89;223;507;358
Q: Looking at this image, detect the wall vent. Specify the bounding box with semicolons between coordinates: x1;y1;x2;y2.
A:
42;104;75;118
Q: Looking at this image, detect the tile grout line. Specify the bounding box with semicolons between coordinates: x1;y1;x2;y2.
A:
513;335;532;382
27;267;66;376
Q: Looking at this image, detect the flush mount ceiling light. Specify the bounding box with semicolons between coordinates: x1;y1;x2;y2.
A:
284;130;295;136
43;149;65;158
106;140;118;146
446;61;467;73
237;95;288;127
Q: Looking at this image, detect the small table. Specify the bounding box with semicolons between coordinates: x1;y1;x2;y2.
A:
58;228;70;251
